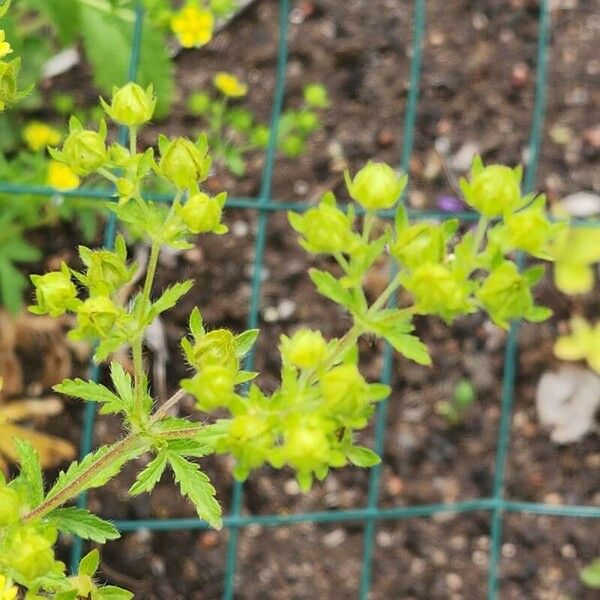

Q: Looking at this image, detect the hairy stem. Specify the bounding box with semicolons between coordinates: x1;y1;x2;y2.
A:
23;434;141;522
150;388;187;424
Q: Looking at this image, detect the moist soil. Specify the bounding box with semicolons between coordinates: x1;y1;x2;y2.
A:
12;0;600;598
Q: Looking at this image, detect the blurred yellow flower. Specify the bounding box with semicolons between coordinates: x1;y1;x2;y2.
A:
0;30;12;59
23;121;62;152
213;72;247;98
47;160;80;191
170;3;214;48
0;574;17;600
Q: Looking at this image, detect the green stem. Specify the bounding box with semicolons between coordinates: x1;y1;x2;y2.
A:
473;217;489;254
98;167;118;184
367;271;402;315
23;434;141;522
129;127;138;156
362;211;375;243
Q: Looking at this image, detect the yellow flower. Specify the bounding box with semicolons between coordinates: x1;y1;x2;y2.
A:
47;160;80;191
23;121;62;152
0;574;17;600
0;30;12;59
213;72;247;98
170;3;214;48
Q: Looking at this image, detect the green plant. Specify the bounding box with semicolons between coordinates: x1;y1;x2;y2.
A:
435;378;476;425
187;77;329;176
0;64;563;597
581;558;600;589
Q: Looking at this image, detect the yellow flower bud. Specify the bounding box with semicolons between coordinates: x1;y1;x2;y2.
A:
213;72;247;98
280;329;328;368
101;82;156;127
344;162;407;210
178;192;227;234
158;136;211;189
46;160;80;191
29;265;78;317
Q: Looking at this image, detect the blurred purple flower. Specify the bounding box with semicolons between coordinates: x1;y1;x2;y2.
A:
437;195;466;213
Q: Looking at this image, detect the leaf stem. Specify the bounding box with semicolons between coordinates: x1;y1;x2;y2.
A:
23;434;141;522
150;388;187;424
367;271;402;315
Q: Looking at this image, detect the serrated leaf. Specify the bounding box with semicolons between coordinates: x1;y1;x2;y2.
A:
54;378;123;416
109;362;134;412
168;453;222;529
93;586;134;600
49;507;120;543
47;440;146;502
79;549;100;577
149;280;194;320
385;332;431;365
128;452;167;496
234;329;259;358
167;439;210;458
14;438;44;506
309;269;354;308
189;306;204;338
347;446;381;467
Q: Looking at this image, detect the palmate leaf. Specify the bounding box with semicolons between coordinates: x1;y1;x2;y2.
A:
309;268;354;308
168;453;222;529
49;507;120;543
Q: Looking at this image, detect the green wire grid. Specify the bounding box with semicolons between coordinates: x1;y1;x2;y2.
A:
0;0;597;598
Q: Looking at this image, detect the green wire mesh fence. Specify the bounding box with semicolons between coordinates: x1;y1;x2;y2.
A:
1;1;598;598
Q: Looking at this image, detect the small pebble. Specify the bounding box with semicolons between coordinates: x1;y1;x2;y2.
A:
323;529;346;548
376;531;393;548
231;220;249;237
277;299;296;320
410;558;426;575
294;180;309;195
284;479;300;495
446;573;462;591
502;543;517;558
561;544;577;559
472;550;488;567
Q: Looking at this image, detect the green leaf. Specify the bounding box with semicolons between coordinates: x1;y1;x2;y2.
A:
0;257;27;314
54;378;124;416
189;306;205;338
309;269;354;308
389;332;431;365
149;280;194;319
14;439;44;506
526;306;553;323
22;0;81;45
347;446;381;467
109;362;134;413
234;329;259;358
168;453;222;529
49;507;120;543
128;452;167;496
46;440;146;502
80;5;173;117
166;439;210;458
581;559;600;589
93;586;134;600
78;549;100;577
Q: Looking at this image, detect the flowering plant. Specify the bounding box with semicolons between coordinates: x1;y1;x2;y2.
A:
188;79;329;176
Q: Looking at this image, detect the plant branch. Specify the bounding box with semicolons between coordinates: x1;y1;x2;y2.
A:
23;434;141;522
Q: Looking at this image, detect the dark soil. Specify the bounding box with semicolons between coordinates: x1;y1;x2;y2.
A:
16;0;600;598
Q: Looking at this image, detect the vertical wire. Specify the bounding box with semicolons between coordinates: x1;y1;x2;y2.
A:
358;1;427;598
486;2;551;598
222;1;290;598
69;1;145;572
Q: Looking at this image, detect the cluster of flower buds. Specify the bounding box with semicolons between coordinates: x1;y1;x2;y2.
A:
180;308;258;412
209;328;386;489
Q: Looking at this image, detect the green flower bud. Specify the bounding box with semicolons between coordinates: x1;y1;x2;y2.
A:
303;83;330;109
101;82;156;127
459;155;524;217
251;125;270;148
344;162;407;210
57;118;108;175
158;135;211;189
78;246;133;296
29;264;78;317
476;262;550;328
73;296;121;339
283;425;330;470
178;192;228;235
505;203;554;257
391;223;446;268
190;328;238;371
0;485;20;525
229;413;269;444
225;108;254;132
8;525;62;582
188;91;211;115
280;134;304;157
400;263;473;323
321;364;371;425
288;192;358;254
182;365;235;411
296;111;319;134
280;329;328;369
